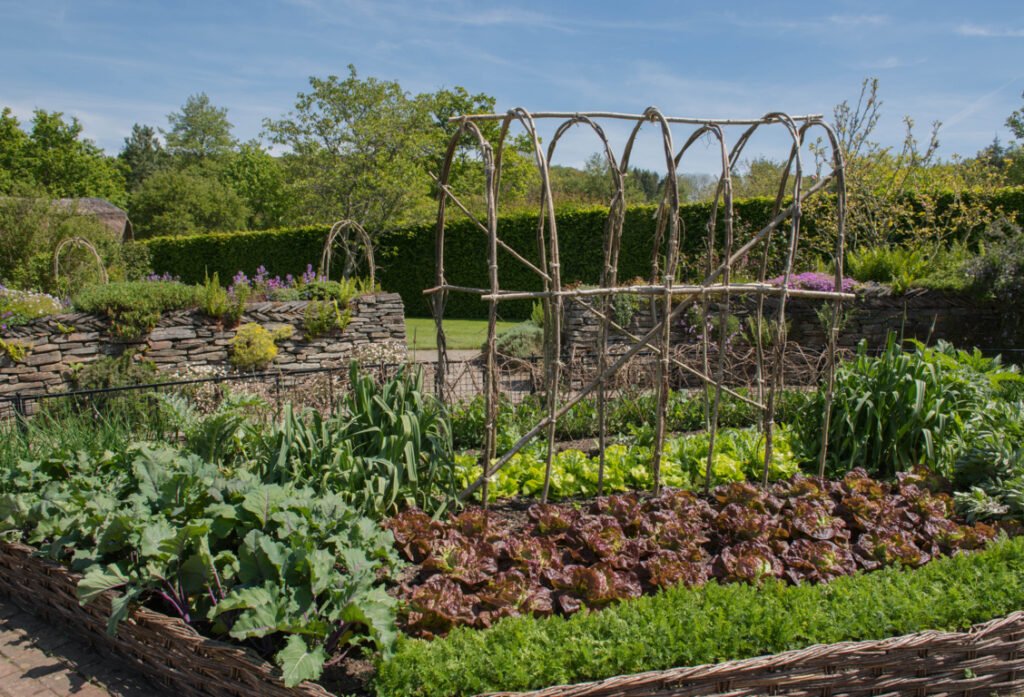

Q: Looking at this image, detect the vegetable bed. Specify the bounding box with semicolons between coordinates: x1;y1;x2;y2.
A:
379;536;1024;696
0;539;331;697
388;469;1000;637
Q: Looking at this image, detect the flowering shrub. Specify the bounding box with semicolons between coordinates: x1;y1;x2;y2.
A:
0;285;66;332
768;272;857;293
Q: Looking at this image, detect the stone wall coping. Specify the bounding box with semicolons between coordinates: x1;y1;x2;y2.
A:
2;292;403;338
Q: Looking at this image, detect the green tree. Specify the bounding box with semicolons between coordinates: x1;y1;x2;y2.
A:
548;154;673;205
263;66;436;234
0;108;126;206
119;123;167;190
1007;91;1024;141
0;108;29;193
629;168;662;203
0;183;125;293
422;85;537;205
732;157;787;199
222;141;293;229
806;78;1001;256
998;93;1024;185
163;93;236;162
130;167;249;237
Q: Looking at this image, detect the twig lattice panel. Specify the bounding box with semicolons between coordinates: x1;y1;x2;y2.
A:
431;107;849;502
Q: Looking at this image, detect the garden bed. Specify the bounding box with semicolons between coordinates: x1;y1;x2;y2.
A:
0;539;329;697
8;531;1024;697
496;610;1024;697
390;470;999;637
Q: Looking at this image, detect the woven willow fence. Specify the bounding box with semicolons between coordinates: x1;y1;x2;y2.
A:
427;108;850;505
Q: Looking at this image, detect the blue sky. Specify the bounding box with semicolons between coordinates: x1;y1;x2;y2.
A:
2;0;1022;173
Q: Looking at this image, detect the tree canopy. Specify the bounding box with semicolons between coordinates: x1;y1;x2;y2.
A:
163;93;237;162
0;107;126;205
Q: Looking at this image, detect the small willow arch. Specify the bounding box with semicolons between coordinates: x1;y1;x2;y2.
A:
319;220;376;287
428;107;849;506
53;236;108;287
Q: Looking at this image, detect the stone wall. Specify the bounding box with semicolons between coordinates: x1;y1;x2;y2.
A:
0;293;405;397
562;285;1009;357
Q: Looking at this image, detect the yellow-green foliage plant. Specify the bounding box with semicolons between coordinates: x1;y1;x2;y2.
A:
0;338;31;363
229;323;293;371
302;299;351;340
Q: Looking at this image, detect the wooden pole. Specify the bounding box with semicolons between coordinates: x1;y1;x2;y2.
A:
435;109;848;506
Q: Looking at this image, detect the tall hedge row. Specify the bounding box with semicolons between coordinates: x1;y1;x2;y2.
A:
143;187;1024;319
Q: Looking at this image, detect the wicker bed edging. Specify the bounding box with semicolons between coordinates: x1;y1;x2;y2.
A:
5;534;1024;697
493;611;1024;697
0;540;330;697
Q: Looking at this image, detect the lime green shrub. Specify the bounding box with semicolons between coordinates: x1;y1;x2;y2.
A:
229;323;292;371
0;338;30;362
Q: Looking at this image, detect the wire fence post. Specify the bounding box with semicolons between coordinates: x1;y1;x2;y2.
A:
13;395;29;435
274;373;282;421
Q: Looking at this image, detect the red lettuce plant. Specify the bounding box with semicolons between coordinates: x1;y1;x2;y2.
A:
642;550;709;589
387;509;443;562
392;469;1004;638
713;541;784;584
786;499;848;542
404;576;479;637
783;539;856;583
529;504;578;535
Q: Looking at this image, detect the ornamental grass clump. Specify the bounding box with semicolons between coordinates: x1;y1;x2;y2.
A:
794;334;1023;478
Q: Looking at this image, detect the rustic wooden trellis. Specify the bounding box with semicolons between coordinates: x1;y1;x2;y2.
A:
319;219;376;287
53;236;108;287
426;108;851;505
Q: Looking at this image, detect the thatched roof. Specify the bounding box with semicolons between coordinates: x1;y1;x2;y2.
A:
0;196;133;241
52;198;133;241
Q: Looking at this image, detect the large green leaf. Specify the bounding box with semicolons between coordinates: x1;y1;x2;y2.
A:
275;635;326;687
77;564;129;605
241;484;289;527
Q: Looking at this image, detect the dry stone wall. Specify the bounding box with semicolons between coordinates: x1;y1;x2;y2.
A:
563;285;1008;357
0;293;405;397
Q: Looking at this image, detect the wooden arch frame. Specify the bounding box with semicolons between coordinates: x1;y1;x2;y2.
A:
427;107;850;505
319;219;377;287
53;236;108;287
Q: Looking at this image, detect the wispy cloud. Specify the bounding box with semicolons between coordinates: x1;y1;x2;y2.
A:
957;23;1024;38
723;12;889;33
944;76;1024;129
827;15;888;27
858;56;926;70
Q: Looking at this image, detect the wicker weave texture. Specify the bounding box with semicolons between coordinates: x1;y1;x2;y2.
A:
0;541;331;697
494;612;1024;697
5;536;1024;697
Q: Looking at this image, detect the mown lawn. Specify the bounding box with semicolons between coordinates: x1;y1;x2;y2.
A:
405;317;518;350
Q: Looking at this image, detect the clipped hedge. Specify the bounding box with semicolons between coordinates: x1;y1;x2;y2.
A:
374;534;1024;697
143;187;1024;320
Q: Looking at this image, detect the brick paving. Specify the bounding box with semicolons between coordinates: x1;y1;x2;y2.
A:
0;597;167;697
